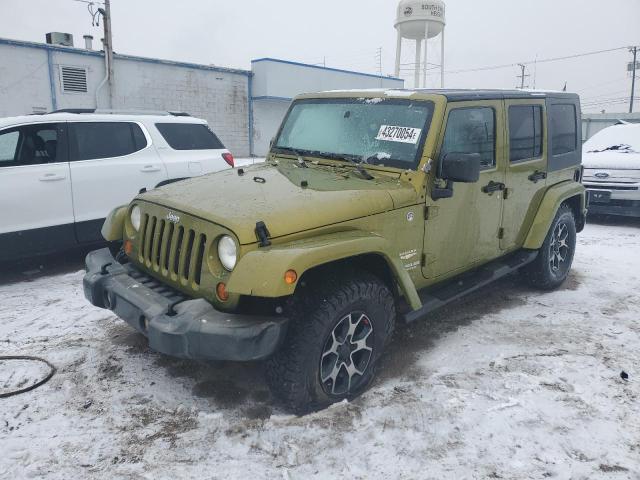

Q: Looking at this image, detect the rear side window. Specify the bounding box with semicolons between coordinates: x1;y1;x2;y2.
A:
71;122;147;161
550;104;577;155
441;107;496;169
155;123;224;150
509;105;543;162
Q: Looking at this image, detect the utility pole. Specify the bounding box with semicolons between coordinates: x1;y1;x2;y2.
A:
103;0;114;108
516;63;530;90
630;46;638;114
375;47;383;86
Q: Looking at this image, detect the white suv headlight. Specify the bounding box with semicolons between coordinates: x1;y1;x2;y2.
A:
130;205;141;231
218;235;237;271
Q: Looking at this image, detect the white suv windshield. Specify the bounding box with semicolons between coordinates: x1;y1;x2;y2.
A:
274;98;434;169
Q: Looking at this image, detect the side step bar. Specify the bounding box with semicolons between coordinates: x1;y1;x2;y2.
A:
403;250;538;323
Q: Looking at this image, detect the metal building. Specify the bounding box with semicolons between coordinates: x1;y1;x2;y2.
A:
0;37;404;157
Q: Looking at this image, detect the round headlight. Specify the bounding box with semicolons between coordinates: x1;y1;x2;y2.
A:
130;205;141;231
218;235;237;271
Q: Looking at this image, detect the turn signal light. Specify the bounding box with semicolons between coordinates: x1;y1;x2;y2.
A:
216;282;229;301
124;240;133;255
284;270;298;285
222;152;235;168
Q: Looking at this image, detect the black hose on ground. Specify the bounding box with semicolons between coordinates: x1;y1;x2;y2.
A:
0;355;56;398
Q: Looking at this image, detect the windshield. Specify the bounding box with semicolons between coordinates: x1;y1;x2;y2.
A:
274;98;434;169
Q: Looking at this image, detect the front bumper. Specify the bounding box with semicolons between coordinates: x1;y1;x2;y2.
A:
83;248;288;361
587;199;640;217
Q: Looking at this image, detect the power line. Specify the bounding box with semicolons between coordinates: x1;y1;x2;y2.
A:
445;46;629;75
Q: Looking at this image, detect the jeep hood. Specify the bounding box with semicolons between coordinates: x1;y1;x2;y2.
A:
139;161;418;244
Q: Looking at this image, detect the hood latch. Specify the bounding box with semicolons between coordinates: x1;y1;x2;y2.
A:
255;221;272;247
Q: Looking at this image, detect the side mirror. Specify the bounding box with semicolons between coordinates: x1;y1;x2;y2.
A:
440;152;481;183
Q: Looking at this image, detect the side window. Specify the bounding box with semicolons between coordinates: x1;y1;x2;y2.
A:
0;124;63;167
550;104;577;156
441;107;496;169
71;122;147;161
509;105;543;162
155;123;225;150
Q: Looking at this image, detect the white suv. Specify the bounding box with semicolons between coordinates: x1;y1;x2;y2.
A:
0;111;235;261
583;123;640;217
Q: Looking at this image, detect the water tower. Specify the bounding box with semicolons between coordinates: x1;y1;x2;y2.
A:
394;0;446;88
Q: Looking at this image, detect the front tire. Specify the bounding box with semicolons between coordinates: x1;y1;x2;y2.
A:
522;204;577;290
265;270;395;414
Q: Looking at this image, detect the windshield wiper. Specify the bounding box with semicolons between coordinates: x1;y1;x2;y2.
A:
588;144;636;154
319;152;375;180
273;146;318;168
272;147;374;179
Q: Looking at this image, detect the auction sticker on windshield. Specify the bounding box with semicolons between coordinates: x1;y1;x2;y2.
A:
376;125;422;144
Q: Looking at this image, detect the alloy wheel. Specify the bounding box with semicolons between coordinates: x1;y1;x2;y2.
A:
549;222;570;272
319;312;374;396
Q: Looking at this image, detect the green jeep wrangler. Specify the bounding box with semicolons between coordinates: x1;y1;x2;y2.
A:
84;89;587;413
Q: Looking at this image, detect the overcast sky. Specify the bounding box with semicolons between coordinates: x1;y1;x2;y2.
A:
1;0;638;112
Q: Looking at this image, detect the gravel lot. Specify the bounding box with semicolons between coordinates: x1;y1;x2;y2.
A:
1;216;639;480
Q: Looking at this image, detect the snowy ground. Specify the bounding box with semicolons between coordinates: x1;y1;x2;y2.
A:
1;216;639;480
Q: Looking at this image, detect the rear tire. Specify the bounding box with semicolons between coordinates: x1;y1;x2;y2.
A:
522;204;576;290
265;269;395;414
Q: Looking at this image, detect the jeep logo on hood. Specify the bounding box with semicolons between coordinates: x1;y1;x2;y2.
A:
166;211;181;224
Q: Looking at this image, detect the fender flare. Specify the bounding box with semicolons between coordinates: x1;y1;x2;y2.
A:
100;205;127;242
523;181;587;250
226;231;422;310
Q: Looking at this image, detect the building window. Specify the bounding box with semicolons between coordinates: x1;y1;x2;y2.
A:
60;65;88;93
509;105;543;162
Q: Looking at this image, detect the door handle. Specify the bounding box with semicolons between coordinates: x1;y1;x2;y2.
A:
140;165;161;173
482;181;505;194
528;170;547;183
39;173;65;182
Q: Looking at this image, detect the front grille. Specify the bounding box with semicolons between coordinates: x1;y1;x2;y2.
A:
138;213;207;287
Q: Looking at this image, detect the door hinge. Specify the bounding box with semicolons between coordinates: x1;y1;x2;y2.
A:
424;206;430;220
421;253;426;267
503;188;509;200
498;228;505;239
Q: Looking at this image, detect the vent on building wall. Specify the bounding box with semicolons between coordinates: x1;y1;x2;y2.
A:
60;66;88;93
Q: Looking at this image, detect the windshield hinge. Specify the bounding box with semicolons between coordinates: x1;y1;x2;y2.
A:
255;221;272;247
